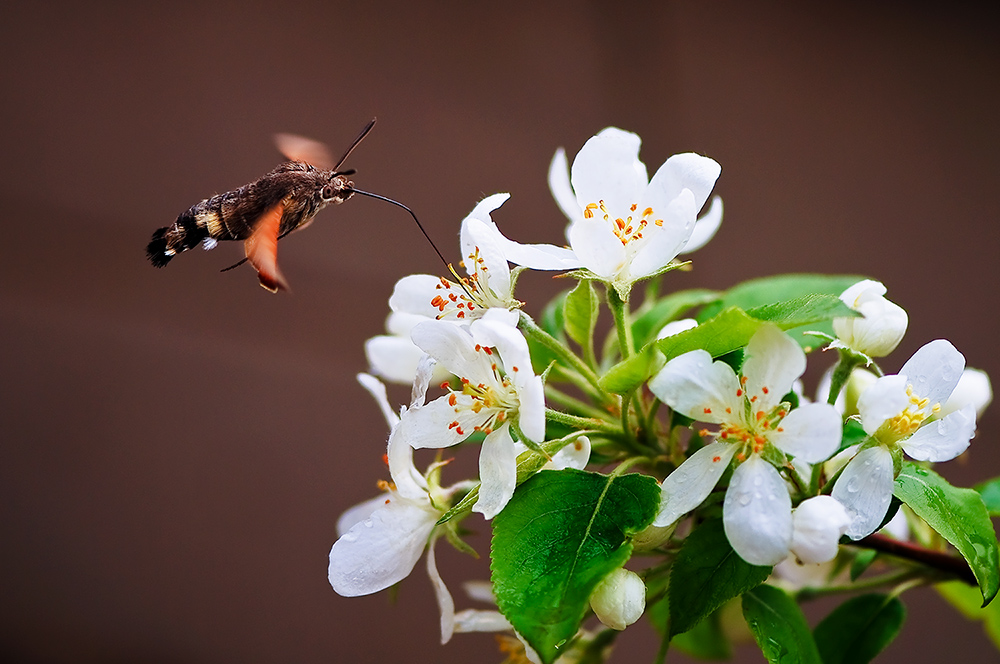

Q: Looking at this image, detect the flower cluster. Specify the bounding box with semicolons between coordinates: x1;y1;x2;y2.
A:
326;127;997;664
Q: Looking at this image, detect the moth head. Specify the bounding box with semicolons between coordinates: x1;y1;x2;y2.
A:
321;174;354;203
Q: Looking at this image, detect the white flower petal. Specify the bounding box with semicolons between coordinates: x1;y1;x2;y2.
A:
899;339;966;409
680;195;723;255
771;402;842;463
335;494;388;536
453;609;512;633
328;498;437;596
790;496;850;564
857;374;910;435
832;280;907;357
473;425;518;519
389;274;447;319
549;436;591;470
654;441;737;526
629;189;696;279
364;334;426;384
649;152;722;212
426;535;456;644
465;192;510;224
649;350;742;424
901;404;976;462
567;216;626;280
402;394;489;449
723;455;793;566
387;415;429;500
742;325;806;412
571;128;646;217
411;319;493;382
410;353;437;409
548;147;579;224
941;368;992;418
831;446;895;540
357;373;400;429
655;318;698;340
462;217;513;298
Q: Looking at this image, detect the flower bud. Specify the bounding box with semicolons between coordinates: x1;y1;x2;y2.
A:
789;496;850;564
589;567;645;630
940;368;992;419
655;318;698;340
832;280;907;357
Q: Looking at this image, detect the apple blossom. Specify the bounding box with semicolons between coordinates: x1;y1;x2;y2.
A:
648;324;842;564
487;127;721;298
789;496;851;564
390;193;522;324
833;339;977;539
402;308;545;519
941;367;992;419
831;280;908;358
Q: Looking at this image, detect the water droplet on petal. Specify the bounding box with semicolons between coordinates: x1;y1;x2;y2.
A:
738;492;752;506
846;478;860;493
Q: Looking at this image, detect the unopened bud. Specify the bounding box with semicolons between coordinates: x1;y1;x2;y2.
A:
941;368;992;419
832;280;907;357
789;496;850;564
589;568;645;630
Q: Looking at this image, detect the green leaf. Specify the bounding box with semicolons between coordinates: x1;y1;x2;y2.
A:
813;594;905;664
597;345;665;394
839;419;868;453
527;291;570;374
631;288;720;348
648;581;734;659
563;279;599;348
491;469;660;664
937;580;1000;652
747;293;859;328
698;274;867;348
849;549;879;581
669;518;772;636
894;463;1000;605
742;584;821;664
975;476;1000;517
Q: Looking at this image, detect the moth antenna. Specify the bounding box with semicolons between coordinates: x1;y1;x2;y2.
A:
333;118;377;172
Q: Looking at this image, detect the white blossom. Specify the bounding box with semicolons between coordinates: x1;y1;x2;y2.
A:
789;496;851;564
491;127;721;297
402;309;545;519
648;324;842;565
833;339;976;539
831;280;908;357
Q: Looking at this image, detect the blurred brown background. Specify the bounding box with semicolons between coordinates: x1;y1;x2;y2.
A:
1;1;998;662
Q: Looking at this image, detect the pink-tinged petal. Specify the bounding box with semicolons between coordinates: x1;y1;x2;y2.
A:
742;325;806;412
474;425;517;519
771;403;842;463
461;218;512;297
648;152;722;212
364;334;426;385
425;535;456;644
410;319;493;382
571;128;647;217
790;496;850;564
548;147;579;224
402;394;489;449
328;497;437;596
629;189;696;279
654;441;738;526
680;195;723;255
831;446;895;540
723;455;793;565
899;339;966;409
336;494;388;536
857;374;910;435
567;216;626;279
389;274;447;319
901;404;975;462
649;350;742;424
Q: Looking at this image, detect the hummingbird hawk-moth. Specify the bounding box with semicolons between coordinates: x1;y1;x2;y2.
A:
147;119;401;292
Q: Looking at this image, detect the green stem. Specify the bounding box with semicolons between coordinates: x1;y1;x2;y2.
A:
544;385;614;421
827;350;861;405
519;311;605;396
796;568;921;601
607;287;634;359
545;407;622;435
